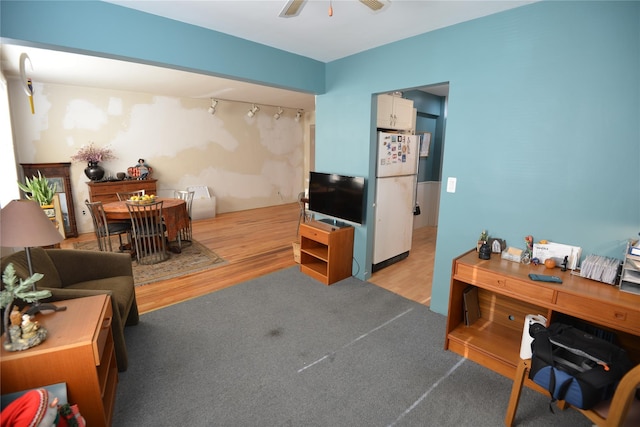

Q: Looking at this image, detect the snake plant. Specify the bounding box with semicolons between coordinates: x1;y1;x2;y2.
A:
18;171;57;206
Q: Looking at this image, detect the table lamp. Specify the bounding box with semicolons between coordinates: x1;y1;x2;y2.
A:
1;199;66;314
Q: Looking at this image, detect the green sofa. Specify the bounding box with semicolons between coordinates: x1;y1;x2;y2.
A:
1;247;139;371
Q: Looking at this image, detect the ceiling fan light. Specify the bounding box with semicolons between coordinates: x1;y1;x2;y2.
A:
279;0;306;18
359;0;386;12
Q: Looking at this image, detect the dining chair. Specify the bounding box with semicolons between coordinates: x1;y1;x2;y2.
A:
117;189;146;201
85;199;132;252
174;190;195;246
125;200;168;265
505;358;640;426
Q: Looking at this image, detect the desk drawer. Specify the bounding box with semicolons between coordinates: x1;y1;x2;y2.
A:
555;293;640;335
300;225;329;245
456;264;554;304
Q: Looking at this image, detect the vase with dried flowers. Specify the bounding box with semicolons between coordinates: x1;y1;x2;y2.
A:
71;142;116;181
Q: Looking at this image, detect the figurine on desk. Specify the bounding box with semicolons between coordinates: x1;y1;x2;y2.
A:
135;158;149;180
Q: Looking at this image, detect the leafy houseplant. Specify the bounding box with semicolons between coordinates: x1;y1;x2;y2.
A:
18;171;56;206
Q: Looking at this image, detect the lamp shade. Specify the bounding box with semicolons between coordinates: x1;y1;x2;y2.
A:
1;200;63;248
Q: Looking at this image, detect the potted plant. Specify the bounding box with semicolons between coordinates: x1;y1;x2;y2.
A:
18;171;56;207
71;141;115;181
1;263;51;351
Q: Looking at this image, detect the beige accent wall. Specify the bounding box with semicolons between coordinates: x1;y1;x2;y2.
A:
6;78;309;234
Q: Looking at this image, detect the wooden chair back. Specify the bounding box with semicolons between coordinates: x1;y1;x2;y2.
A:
174;190;195;244
125;200;168;265
85;199;131;252
117;190;145;201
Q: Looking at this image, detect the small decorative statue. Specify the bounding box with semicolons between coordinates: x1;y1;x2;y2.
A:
1;263;51;351
477;230;489;252
521;235;534;265
20;313;41;340
135;158;150;180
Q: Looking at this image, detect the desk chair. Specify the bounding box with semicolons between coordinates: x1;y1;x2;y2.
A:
117;189;145;201
174;190;194;247
126;200;168;265
505;359;640;426
85;199;131;252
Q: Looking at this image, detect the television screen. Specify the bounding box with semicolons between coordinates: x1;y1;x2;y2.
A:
308;172;366;225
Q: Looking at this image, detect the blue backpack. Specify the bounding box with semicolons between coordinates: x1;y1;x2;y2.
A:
528;322;633;410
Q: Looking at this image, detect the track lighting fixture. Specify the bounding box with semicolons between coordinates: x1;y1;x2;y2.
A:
274;107;283;120
208;98;218;115
295;109;303;122
247;104;259;118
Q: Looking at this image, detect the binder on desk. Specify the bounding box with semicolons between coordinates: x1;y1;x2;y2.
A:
463;286;481;326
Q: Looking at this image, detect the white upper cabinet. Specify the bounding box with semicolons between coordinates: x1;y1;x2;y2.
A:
377;94;415;131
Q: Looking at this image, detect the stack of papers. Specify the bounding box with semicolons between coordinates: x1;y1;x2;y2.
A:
580;254;621;285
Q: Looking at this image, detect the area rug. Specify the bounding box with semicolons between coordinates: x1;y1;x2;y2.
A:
112;267;592;426
73;238;226;286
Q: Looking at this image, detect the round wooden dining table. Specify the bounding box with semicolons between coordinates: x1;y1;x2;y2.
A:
102;197;189;246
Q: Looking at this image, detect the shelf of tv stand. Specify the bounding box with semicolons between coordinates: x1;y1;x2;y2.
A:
445;249;640;381
299;220;354;285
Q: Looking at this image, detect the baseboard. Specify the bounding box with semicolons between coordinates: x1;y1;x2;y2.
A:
372;251;409;273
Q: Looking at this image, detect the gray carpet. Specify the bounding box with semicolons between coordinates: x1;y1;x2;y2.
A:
113;267;592;426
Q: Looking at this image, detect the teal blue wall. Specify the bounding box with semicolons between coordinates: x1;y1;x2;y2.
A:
0;0;324;94
406;90;445;183
320;1;639;313
2;1;639;315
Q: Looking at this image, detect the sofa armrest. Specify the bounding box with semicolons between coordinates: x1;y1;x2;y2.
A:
45;249;133;286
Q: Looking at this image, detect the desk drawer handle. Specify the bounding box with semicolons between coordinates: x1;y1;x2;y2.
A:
496;279;506;288
613;311;627;321
102;316;112;329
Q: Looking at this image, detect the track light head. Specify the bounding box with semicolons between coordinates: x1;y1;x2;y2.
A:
208;99;218;115
295;109;303;122
274;107;283;120
247;104;259;118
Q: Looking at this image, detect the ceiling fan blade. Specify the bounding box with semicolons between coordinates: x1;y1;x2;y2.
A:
279;0;307;18
359;0;386;12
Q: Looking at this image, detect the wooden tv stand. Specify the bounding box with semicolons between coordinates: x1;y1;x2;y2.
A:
445;249;640;381
299;221;354;285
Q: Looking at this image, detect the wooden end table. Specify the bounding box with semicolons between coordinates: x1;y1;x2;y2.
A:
1;294;118;427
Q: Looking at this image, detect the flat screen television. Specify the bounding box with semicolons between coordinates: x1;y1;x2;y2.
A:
308;171;366;226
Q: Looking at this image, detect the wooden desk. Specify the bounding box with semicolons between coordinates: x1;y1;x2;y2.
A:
1;295;117;427
103;198;188;243
445;249;640;380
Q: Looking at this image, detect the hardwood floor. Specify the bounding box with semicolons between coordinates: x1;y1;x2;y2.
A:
62;203;436;314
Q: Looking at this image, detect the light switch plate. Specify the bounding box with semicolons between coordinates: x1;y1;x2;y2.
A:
447;177;457;193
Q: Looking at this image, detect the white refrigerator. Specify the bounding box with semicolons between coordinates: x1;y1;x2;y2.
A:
373;132;419;270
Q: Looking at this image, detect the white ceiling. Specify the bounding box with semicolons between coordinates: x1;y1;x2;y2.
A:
1;0;535;111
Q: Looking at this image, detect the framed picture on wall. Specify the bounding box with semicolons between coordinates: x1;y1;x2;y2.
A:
419;132;432;157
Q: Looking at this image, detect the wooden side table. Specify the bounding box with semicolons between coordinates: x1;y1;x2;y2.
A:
299;220;354;285
1;295;118;427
